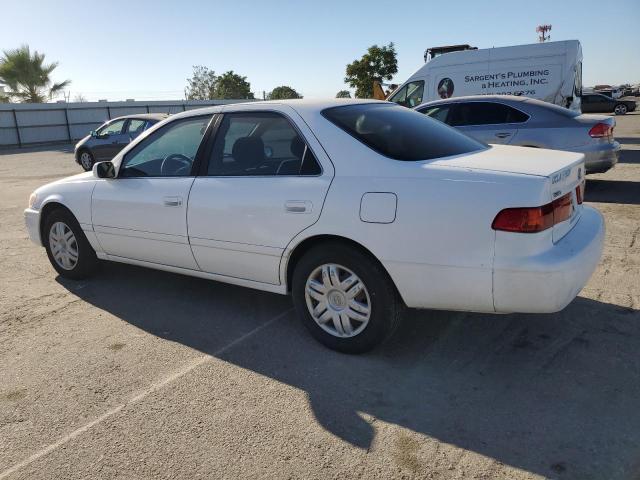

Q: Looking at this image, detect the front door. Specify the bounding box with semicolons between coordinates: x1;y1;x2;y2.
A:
187;110;333;284
92;115;212;269
92;118;128;161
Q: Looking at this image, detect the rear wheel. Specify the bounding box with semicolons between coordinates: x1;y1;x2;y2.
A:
78;150;95;171
614;104;628;115
43;208;98;279
292;242;401;353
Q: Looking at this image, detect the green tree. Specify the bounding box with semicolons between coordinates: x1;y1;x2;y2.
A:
335;90;351;98
213;71;254;99
344;43;397;98
267;85;302;100
185;65;217;100
0;45;70;103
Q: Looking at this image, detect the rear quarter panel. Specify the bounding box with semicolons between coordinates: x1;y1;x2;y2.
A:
282;121;549;312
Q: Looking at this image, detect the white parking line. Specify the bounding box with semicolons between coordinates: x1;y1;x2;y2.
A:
0;309;292;479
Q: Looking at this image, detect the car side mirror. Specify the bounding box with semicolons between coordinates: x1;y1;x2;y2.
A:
90;130;97;138
93;161;116;179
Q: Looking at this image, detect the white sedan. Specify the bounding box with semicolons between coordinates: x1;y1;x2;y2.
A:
25;100;605;353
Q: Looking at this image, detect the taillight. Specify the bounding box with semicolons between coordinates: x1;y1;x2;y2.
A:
576;181;585;204
492;192;574;233
588;122;613;139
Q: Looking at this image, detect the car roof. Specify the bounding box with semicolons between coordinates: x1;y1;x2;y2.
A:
417;95;528;108
169;98;387;117
111;113;169;122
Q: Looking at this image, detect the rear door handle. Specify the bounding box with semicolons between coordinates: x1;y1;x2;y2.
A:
285;200;312;214
163;196;183;207
495;132;512;139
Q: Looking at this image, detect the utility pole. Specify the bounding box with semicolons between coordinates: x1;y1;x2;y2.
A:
536;24;552;42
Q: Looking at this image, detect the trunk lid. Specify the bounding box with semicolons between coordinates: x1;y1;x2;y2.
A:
429;144;584;177
431;145;585;242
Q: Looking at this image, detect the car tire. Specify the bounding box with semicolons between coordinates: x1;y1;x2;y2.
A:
292;242;402;354
43;208;99;279
78;149;95;171
614;104;628;115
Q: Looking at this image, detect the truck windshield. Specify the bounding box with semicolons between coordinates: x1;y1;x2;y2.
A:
322;103;486;161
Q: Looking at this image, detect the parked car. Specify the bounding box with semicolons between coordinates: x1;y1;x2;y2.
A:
74;113;168;171
25;100;604;353
415;95;620;173
580;93;637;115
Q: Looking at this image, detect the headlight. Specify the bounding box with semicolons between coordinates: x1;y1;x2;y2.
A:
28;192;38;209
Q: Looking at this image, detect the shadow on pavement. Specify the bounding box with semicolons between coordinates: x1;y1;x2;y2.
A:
58;261;640;480
0;143;74;156
616;146;640;165
615;137;640;146
585;179;640;205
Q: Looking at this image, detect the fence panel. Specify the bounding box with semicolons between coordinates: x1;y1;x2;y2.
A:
0;99;255;147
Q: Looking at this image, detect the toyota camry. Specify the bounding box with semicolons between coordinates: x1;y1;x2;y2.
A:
25;100;605;353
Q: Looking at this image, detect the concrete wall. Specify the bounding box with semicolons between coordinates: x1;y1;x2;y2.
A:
0;99;257;147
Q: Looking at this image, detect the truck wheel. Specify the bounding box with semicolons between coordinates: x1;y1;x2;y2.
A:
292;242;401;353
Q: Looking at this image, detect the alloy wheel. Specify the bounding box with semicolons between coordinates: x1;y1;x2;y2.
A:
80;152;93;170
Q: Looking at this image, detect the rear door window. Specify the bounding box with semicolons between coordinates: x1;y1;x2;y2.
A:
207;112;321;176
322;103;486;161
449;102;528;126
126;119;146;136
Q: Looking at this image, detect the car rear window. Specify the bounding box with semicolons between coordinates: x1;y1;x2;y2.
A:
322;103;486;161
524;98;580;118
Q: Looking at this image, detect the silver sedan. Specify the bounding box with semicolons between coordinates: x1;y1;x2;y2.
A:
415;95;620;173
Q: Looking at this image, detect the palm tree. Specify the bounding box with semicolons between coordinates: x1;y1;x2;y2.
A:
0;45;70;103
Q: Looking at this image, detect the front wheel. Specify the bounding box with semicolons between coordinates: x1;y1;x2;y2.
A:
43;208;98;279
78;150;95;171
292;242;401;353
614;104;628;115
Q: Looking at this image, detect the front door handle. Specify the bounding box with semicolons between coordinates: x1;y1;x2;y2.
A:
163;196;183;207
285;200;312;214
495;132;512;139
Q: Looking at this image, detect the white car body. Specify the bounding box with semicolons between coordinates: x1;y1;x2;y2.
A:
25;99;604;316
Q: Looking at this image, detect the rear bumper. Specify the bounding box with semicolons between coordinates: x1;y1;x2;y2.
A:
24;208;42;246
580;141;620;174
493;205;605;313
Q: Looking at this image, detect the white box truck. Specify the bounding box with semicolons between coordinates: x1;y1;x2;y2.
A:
389;40;583;111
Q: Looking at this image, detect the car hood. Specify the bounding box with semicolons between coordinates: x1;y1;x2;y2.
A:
36;171;95;193
428;145;584;177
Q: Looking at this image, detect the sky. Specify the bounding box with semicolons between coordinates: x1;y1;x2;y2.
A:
1;0;639;101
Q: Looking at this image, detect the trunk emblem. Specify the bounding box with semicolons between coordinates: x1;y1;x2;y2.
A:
552;168;571;184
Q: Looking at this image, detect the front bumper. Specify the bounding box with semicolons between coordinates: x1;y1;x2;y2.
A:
581;141;620;174
24;208;42;246
493;205;605;313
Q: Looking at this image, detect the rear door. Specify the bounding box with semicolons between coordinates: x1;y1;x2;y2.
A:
449;102;528;144
187;107;334;285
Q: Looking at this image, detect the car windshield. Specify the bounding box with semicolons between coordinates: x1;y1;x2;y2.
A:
322;103;486;161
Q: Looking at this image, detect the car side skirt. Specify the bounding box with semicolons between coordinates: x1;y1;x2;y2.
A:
96;253;288;295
